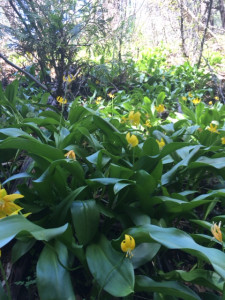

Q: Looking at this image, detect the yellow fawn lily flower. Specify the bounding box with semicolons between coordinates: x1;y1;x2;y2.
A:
207;123;219;134
126;132;139;148
0;186;24;219
221;137;225;145
144;120;151;127
155;104;165;113
65;150;76;160
128;111;141;126
57;96;67;105
188;92;193;98
121;234;135;258
156;138;165;150
108;93;115;99
182;96;187;101
120;116;128;124
192;98;201;105
214;96;219;101
209;101;213;105
211;222;222;242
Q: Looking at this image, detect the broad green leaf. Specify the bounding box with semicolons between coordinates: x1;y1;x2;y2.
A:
12;239;36;263
190;156;225;169
37;241;76;300
0;215;68;248
86;235;134;297
2;172;33;185
135;275;201;300
162;145;201;184
132;242;160;269
0;137;63;161
71;200;99;245
121;224;225;279
152;196;211;213
159;269;224;292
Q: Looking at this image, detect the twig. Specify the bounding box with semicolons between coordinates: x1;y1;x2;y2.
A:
197;0;214;68
0;52;50;92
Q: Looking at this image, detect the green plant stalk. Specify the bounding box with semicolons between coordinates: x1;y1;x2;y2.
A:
0;259;12;300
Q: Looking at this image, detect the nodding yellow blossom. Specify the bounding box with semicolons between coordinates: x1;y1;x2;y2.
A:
126;132;139;148
221;137;225;145
144;120;151;127
211;222;223;242
63;74;76;84
121;234;135;258
156;138;165;150
188;92;193;98
108;93;115;99
57;96;67;105
120;116;128;124
128;111;141;126
207;123;219;134
192;98;201;105
0;186;24;219
95;80;100;84
155;104;165;113
95;100;101;105
182;96;187;101
64;150;76;160
214;96;219;101
97;96;102;101
209;101;213;105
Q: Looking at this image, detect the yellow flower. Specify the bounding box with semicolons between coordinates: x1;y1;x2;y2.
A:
128;111;141;126
207;123;219;134
188;92;193;98
121;234;135;258
63;74;76;84
126;132;139;148
155;104;165;113
211;222;222;242
97;96;102;101
64;150;76;160
221;137;225;144
108;93;115;99
209;101;213;105
192;98;201;105
57;96;67;105
214;96;219;101
156;138;165;150
95;100;101;105
0;186;24;219
144;120;151;127
96;80;100;84
182;96;187;101
120;116;128;124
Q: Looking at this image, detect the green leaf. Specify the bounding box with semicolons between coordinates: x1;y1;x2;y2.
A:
71;200;100;245
135;275;201;300
132;243;160;269
0;137;63;161
159;269;224;292
190;156;225;169
0;215;68;248
86;235;134;297
37;241;76;300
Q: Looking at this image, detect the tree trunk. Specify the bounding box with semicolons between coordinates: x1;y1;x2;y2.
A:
218;0;225;28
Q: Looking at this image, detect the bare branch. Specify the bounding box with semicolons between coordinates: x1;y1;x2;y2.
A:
0;52;49;92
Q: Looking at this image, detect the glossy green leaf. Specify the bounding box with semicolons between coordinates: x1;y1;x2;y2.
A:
132;242;160;269
0;215;68;248
0;137;63;161
86;235;134;297
0;281;8;300
135;275;201;300
160;269;224;292
71;200;99;245
190;156;225;169
37;241;75;300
